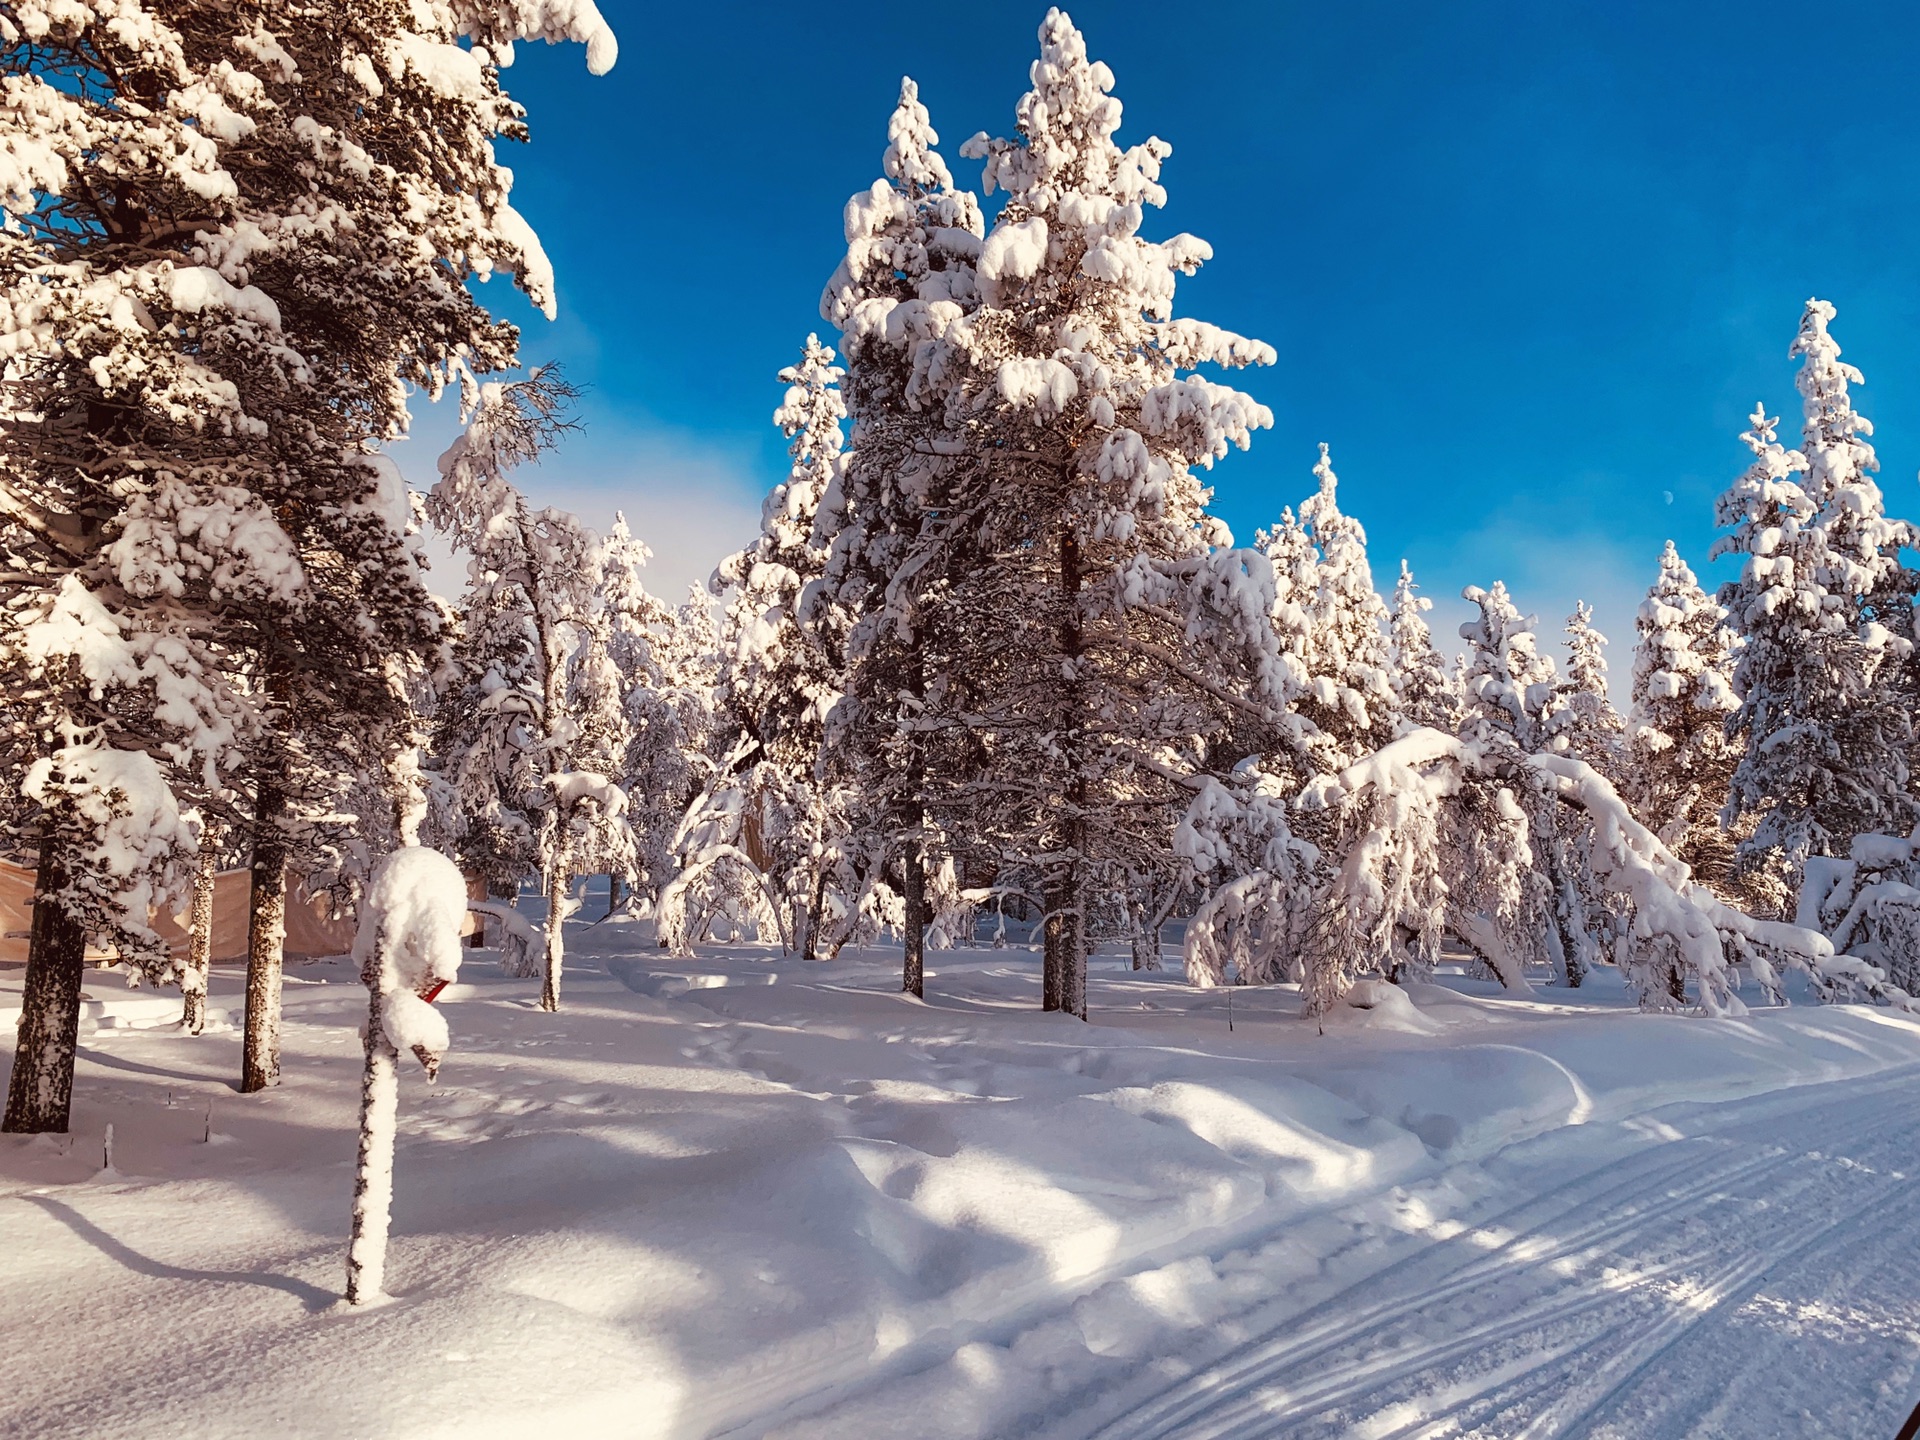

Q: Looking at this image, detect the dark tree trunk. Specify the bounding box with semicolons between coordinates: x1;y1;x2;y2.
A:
241;772;289;1094
804;866;828;962
1045;529;1089;1020
1042;897;1067;1012
3;836;90;1133
902;841;926;998
1129;892;1155;971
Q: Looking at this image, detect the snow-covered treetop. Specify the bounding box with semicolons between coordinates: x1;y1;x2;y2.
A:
884;77;955;193
1564;603;1610;698
1460;580;1559;751
1711;404;1828;637
821;77;983;338
966;8;1166;214
948;7;1275;546
1554;601;1624;773
1790;298;1915;617
1793;299;1876;512
716;335;847;765
1389;561;1460;733
1294;445;1396;765
600;511;671;682
1629;541;1736;738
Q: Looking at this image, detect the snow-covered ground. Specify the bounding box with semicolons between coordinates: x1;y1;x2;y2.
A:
5;920;1920;1439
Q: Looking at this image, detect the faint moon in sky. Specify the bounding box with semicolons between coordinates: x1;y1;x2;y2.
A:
1662;490;1674;504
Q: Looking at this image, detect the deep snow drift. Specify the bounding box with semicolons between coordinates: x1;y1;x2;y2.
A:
4;922;1919;1439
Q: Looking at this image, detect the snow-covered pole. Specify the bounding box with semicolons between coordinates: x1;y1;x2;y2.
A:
344;846;468;1306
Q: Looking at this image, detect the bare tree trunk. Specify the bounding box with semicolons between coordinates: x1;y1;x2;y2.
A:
3;836;89;1134
345;986;398;1304
181;826;219;1034
538;841;571;1012
902;840;926;999
241;774;288;1093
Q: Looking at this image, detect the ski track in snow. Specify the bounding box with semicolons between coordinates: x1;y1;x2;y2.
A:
1037;1070;1920;1440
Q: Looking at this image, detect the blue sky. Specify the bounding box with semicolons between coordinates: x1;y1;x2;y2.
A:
399;0;1920;680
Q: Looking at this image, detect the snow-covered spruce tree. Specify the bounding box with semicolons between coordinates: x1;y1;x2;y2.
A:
688;337;851;957
1182;457;1404;997
567;513;661;916
656;591;775;952
1296;445;1398;771
1626;541;1740;890
1;0;618;1115
1794;300;1918;653
564;567;639;906
592;515;680;914
892;9;1278;1018
1457;582;1599;986
1714;383;1909;909
427;371;623;1011
1460;582;1561;751
815;75;985;994
1388;562;1463;734
1556;603;1625;778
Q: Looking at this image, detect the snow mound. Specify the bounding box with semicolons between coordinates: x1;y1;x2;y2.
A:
1326;977;1445;1035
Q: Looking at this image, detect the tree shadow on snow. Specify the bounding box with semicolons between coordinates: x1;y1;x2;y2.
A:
23;1196;336;1311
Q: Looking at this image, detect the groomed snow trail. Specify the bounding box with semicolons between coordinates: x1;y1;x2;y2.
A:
1047;1068;1920;1440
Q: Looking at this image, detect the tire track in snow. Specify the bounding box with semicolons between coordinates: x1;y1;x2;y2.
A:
1074;1070;1920;1440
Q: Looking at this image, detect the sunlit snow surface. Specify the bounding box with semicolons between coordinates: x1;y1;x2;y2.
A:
4;910;1919;1439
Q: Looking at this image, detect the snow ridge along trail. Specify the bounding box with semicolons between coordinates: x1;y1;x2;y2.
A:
1047;1068;1920;1440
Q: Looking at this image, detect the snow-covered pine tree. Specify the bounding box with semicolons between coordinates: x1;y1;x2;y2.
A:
700;337;851;956
1192;457;1403;999
654;589;767;953
593;515;681;915
1460;582;1561;751
1388;562;1462;733
564;563;639;902
1457;582;1597;985
907;9;1277;1016
427;371;622;1011
1788;299;1917;845
0;0;617;1120
1296;445;1399;771
1556;603;1625;778
0;582;221;1130
816;75;985;995
1713;363;1912;908
1794;300;1919;651
1626;541;1740;889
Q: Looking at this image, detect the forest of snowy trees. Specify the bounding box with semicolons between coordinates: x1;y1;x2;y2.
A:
8;2;1920;1141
